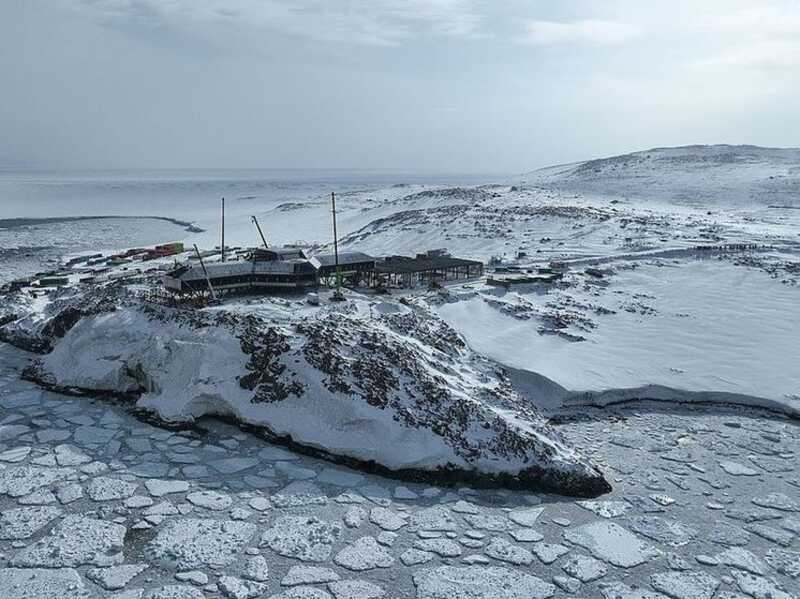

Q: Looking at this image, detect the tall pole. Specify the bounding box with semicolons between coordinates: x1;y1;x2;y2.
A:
331;191;342;298
221;197;225;262
251;216;269;249
194;244;217;301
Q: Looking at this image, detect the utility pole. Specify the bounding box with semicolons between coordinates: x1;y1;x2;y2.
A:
221;197;226;262
331;191;344;301
194;244;217;301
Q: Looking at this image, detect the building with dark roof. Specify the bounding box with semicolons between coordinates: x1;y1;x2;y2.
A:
374;253;483;287
309;252;376;284
163;259;317;295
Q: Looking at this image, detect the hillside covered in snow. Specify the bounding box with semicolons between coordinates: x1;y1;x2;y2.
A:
0;284;610;497
524;144;800;207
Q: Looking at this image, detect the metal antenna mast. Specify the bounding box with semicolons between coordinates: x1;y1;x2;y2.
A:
251;216;269;249
331;191;344;300
221;197;226;262
193;244;217;301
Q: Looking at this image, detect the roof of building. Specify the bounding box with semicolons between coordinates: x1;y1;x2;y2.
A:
169;259;306;282
251;247;307;260
376;255;483;274
309;252;375;269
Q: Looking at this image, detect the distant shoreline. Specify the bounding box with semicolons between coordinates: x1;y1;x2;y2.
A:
0;215;205;232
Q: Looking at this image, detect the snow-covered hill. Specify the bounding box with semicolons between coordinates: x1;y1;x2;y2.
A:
524;145;800;207
0;285;610;496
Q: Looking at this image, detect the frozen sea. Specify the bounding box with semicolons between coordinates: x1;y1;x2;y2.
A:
0;168;503;283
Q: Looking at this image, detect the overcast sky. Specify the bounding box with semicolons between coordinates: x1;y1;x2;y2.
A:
2;0;799;172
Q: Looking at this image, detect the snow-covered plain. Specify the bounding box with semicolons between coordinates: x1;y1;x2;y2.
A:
436;258;800;412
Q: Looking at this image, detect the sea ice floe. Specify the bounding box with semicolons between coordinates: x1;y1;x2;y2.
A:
483;537;533;565
561;554;608;582
628;516;698;547
174;571;208;585
507;506;544;527
0;445;31;462
0;424;31;442
764;548;800;579
327;579;385;599
275;462;316;481
0;505;61;539
56;482;84;504
0;567;88;599
400;548;435;566
144;478;190;497
73;425;118;446
334;536;394;571
509;528;544;542
218;575;268;599
147;518;256;569
563;521;660;568
715;546;768;575
745;522;795;547
0;465;74;497
409;506;459;531
650;571;719;599
125;494;155;508
751;492;800;512
413;537;462;558
209;457;259;474
142;585;205;599
281;566;340;586
18;488;58;505
343;506;366;528
271;481;328;508
248;496;271;512
450;500;479;514
553;575;581;594
86;563;149;590
12;514;126;567
462;513;512;532
413;565;556;599
316;467;365;487
531;542;570;564
268;586;332;599
393;486;419;500
261;516;342;562
186;489;233;510
599;581;669;599
577;500;631;518
718;461;758;476
369;507;407;531
86;475;138;501
242;554;270;582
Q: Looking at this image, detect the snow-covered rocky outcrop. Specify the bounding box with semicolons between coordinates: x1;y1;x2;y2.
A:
525;144;800;207
0;285;121;353
1;286;610;496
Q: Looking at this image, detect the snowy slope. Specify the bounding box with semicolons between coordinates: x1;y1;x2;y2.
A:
524;145;800;207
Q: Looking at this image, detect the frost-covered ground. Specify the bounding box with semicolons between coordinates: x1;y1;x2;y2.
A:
1;343;799;599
